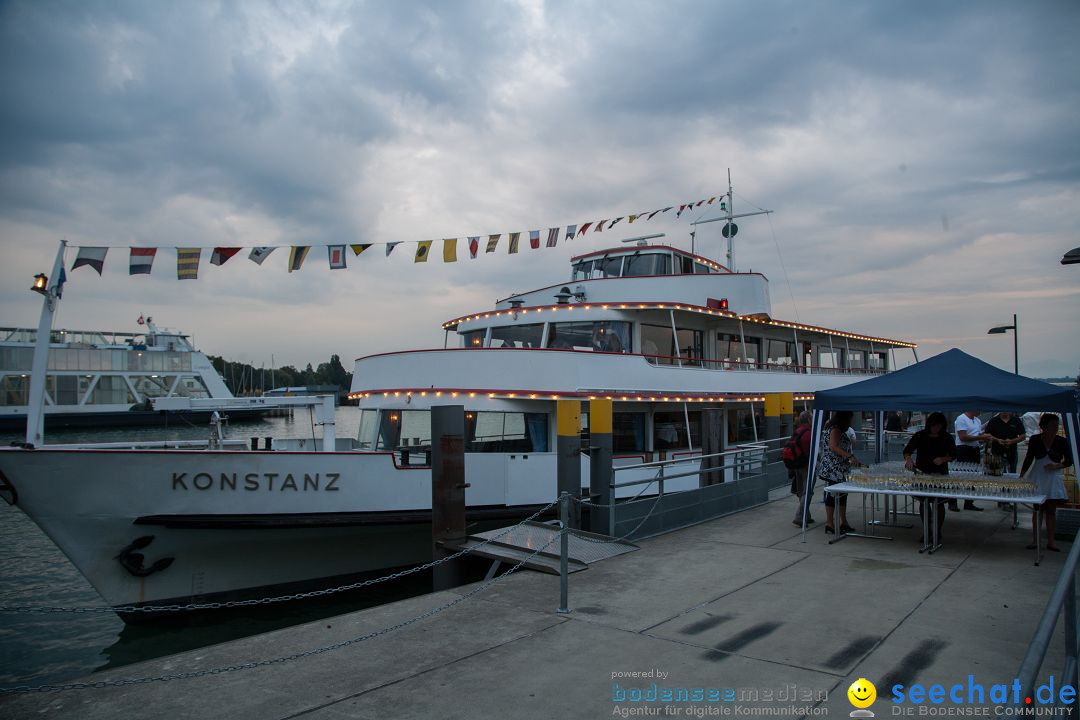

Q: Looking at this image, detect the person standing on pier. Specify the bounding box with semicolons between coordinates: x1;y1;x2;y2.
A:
1020;413;1073;553
903;412;955;541
817;411;863;535
788;411;814;527
987;411;1026;474
953;410;992;511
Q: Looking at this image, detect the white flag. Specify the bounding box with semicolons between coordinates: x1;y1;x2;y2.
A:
248;246;277;265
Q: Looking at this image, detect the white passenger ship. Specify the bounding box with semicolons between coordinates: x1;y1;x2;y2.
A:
0;212;917;616
0;318;263;430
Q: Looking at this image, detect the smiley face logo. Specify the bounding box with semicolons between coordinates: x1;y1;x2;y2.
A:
848;678;877;709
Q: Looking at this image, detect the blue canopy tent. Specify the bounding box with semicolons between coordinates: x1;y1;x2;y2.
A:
799;349;1079;535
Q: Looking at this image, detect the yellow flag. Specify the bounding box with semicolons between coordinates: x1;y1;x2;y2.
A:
415;241;432;263
350;244;371;256
442;238;457;263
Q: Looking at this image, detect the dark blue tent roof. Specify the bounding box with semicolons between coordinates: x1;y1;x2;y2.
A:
814;348;1076;412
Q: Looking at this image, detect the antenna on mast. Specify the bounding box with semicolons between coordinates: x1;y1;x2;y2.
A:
689;171;771;271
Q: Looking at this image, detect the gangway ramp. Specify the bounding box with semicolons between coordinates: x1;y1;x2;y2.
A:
440;520;638;576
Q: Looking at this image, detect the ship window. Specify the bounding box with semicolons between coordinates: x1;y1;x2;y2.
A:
622;253;670;277
490;324;543;348
466;411;549;452
614;413;647;452
765;339;796;368
848;350;866;370
89;375;135;405
2;347;33;371
869;351;888;371
720;334;760;367
462;330;485;348
596;256;623;278
653;411;700;450
817;346;842;369
0;376;29;406
679;256;694;274
375;409;430;451
643;325;702;366
173;376;210;398
47;375;79;405
572;260;594;281
694;262;711;274
356;409;379;450
131;375;171;399
729;407;763;443
547;321;631;353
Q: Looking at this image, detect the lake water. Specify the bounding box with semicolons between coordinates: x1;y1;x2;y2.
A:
0;407;444;690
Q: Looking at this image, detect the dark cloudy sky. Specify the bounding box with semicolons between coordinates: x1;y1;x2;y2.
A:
1;1;1078;377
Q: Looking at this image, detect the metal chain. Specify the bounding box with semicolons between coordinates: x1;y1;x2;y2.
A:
568;490;664;545
0;531;562;695
0;498;559;616
575;478;658;508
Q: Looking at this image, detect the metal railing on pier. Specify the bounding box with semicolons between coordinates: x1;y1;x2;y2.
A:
1016;538;1080;717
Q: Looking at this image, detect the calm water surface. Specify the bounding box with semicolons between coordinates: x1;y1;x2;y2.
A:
0;407;443;689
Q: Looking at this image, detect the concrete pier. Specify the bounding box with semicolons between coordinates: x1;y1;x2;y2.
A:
1;490;1071;719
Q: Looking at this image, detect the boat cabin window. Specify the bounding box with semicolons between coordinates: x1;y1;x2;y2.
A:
490;324;544;348
613;413;647;453
869;351;889;371
462;330;485;348
89;375;135;405
0;376;29;406
131;375;172;399
848;350;866;370
621;253;671;278
1;346;33;371
595;256;623;278
356;408;379;450
729;407;762;443
547;321;631;353
466;411;549;452
765;339;796;368
694;262;711;274
719;334;760;367
678;256;695;275
172;376;211;398
817;346;843;370
641;324;703;366
653;411;701;451
375;409;430;451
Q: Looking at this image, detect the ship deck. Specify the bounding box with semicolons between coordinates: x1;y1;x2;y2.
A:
1;487;1072;718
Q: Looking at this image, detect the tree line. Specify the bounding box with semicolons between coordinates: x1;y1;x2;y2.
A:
208;354;353;399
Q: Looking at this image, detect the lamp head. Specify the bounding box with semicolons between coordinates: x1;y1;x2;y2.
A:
31;273;48;295
987;325;1014;334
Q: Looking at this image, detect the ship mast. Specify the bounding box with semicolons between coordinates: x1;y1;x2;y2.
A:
689;170;771;271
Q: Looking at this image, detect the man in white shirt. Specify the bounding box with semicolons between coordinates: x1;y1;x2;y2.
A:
953;410;993;511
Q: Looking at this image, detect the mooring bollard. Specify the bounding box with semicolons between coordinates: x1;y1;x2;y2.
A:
557;491;570;614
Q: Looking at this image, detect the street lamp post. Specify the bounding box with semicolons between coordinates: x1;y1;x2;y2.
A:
988;313;1019;375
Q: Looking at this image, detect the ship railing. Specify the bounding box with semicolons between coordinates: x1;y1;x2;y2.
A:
37;439;251;450
601;438;790;540
640;352;888;376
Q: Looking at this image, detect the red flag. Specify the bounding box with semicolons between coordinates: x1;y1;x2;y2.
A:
210;247;241;266
577;222;593;236
468;236;479;259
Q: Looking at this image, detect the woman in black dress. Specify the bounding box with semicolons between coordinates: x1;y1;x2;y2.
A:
903;412;956;541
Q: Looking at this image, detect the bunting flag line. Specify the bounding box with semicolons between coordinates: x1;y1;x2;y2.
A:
177;248;201;280
287;246;310;273
65;189;737;279
414;241;431;263
129;248;156;275
72;247;108;275
249;246;276;265
210;247;241;266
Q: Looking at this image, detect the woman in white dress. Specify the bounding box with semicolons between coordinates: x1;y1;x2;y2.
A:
1020;413;1074;552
